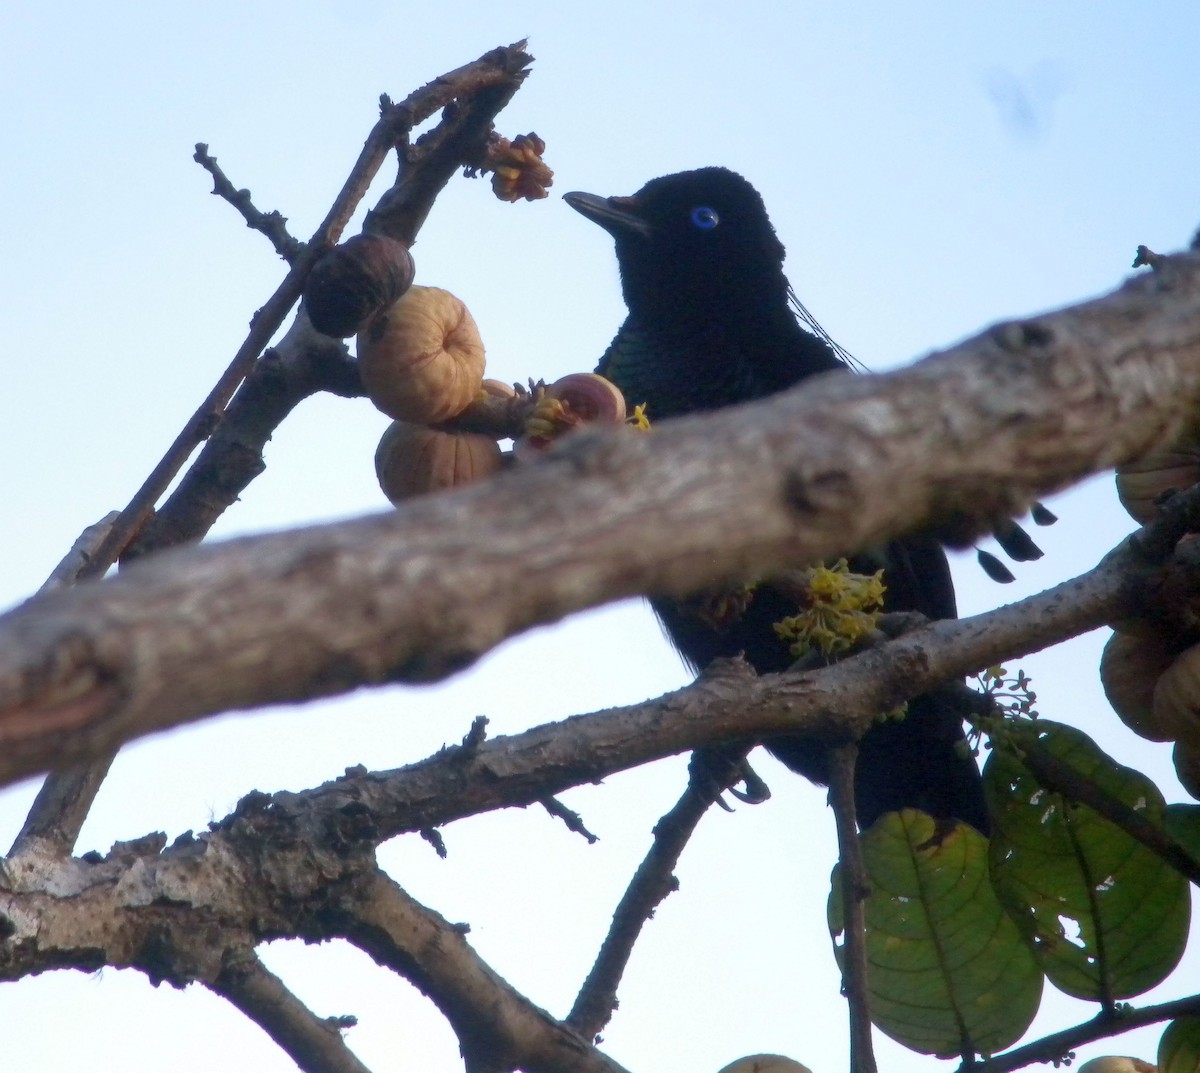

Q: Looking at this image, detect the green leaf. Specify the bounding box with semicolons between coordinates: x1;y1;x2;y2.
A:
985;720;1190;1000
1164;804;1200;870
828;810;1041;1058
1160;1017;1200;1073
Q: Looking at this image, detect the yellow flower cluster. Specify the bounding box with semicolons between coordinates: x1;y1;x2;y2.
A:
773;559;886;660
627;403;652;430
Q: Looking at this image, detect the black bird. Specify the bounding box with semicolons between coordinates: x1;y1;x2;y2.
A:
565;167;989;833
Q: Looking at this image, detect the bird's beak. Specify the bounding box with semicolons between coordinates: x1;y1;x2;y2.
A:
563;191;652;238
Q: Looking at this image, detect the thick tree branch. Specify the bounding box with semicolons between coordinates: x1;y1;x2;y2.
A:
0;527;1164;984
0;515;1182;1072
0;251;1197;782
0;780;627;1072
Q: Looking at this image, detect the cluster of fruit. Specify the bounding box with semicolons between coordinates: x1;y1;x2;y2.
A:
1101;444;1200;794
302;231;630;505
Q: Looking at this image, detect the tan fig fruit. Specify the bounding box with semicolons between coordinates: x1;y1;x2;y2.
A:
1153;642;1200;745
1100;629;1184;741
358;286;486;424
1077;1058;1157;1073
304;233;415;338
1173;738;1200;799
716;1057;813;1073
1115;447;1200;524
480;378;518;400
374;421;503;504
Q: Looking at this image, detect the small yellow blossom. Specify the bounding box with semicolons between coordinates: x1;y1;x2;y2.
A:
773;559;886;660
627;403;652;430
524;394;567;439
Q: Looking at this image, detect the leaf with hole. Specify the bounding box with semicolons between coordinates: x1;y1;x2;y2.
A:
985;720;1190;1000
828;809;1041;1058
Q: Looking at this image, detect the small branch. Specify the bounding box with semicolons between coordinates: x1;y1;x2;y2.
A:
340;868;632;1073
827;744;877;1073
540;797;599;843
127;319;361;556
131;44;531;558
210;950;372;1073
567;742;752;1040
9;513;121;858
965;992;1200;1073
320;41;531;248
419;827;448;858
40;512;121;592
1134;245;1165;270
11;40;535;859
194;143;304;263
87;38;532;577
8;755;117;858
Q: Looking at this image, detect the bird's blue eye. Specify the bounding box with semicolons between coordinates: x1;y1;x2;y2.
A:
690;206;719;230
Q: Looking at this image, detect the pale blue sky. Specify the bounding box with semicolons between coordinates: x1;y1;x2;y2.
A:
2;5;1199;1072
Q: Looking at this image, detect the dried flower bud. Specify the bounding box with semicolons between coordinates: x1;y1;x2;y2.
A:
304;233;415;338
375;420;503;504
487;133;554;202
358;285;487;424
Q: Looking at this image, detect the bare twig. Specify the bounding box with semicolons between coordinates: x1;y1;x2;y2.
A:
39;512;121;593
964;992;1200;1073
12;40;535;858
8;513;121;858
340;868;633;1073
827;744;877;1073
131;44;532;559
210;950;373;1073
193;144;304;263
567;740;753;1039
541;797;599;843
8;756;117;858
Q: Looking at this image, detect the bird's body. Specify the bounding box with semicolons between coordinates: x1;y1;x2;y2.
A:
566;167;988;832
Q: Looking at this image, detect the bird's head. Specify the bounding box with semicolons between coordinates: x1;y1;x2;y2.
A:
564;167;789;320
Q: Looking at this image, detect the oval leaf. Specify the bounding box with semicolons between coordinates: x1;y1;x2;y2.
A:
1160;1017;1200;1073
828;810;1042;1058
985;720;1190;1000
